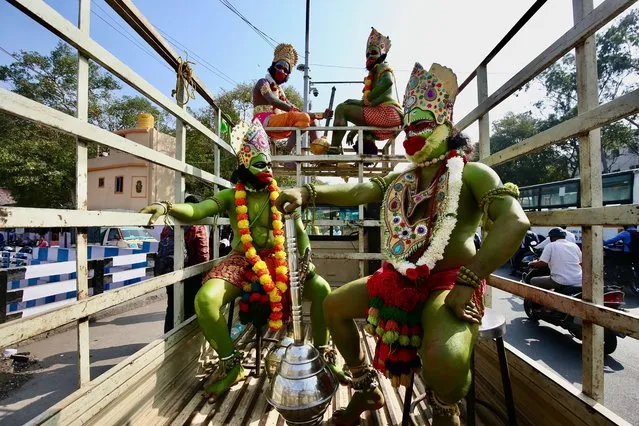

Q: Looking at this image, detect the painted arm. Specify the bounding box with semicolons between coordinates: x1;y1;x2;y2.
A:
445;163;530;322
259;79;295;112
275;173;398;213
461;163;530;278
140;189;231;225
366;72;393;106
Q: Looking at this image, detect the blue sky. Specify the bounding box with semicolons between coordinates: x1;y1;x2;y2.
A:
1;0;631;142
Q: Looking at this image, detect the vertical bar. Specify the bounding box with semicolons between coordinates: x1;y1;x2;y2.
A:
212;108;221;260
477;65;492;308
296;129;303;187
173;78;187;328
75;0;91;387
573;0;604;402
358;129;365;277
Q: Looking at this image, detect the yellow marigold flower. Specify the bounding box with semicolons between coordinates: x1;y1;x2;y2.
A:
271;206;279;213
271;179;278;186
235;190;246;199
274;235;285;245
236;205;248;214
270;191;279;201
238;219;249;229
276;266;288;276
276;282;288;293
259;274;272;285
240;234;253;243
246;247;257;258
274;251;286;259
269;319;283;330
242;284;251;292
269;291;282;303
272;220;283;230
254;260;267;271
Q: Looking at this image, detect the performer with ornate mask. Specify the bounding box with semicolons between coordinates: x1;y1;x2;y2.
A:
276;63;529;425
326;27;403;156
140;120;345;402
252;43;331;154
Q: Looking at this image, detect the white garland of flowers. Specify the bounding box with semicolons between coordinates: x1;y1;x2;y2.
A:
389;154;465;276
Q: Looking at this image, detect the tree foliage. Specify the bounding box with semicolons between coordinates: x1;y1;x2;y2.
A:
0;42;171;207
532;9;639;174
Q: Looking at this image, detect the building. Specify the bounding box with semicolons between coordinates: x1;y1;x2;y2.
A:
87;114;176;212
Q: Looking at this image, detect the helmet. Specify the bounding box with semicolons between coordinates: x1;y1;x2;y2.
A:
548;228;566;238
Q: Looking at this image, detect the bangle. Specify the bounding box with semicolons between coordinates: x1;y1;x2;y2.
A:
370;177;388;196
209;197;224;211
456;266;482;289
302;183;317;204
151;202;168;215
160;200;174;215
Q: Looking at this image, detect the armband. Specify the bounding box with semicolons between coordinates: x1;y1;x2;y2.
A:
478;182;520;229
302;183;317;204
370;177;388;196
259;81;271;96
209;196;224;212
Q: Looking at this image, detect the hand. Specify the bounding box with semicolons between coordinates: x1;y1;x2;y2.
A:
275;187;307;213
324;108;334;119
139;204;165;225
445;284;482;324
289;105;300;112
345;131;357;146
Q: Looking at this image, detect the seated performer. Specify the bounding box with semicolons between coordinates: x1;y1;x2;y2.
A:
327;27;402;156
253;43;330;153
277;63;529;426
140;120;344;402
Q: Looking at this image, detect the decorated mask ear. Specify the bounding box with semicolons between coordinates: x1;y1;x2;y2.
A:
231;119;271;168
403;62;458;126
367;27;391;56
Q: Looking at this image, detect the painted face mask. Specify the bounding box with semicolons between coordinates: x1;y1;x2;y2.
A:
366;27;391;70
231;119;272;178
273;60;291;84
271;43;298;84
402;63;458;163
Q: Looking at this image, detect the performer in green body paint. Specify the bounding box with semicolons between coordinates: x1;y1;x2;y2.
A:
277;63;529;426
141;120;346;402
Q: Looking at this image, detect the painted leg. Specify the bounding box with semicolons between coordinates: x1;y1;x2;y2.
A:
329;103;366;152
420;290;479;426
194;278;243;402
324;277;384;425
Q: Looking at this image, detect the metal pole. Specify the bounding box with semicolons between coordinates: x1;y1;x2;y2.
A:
303;0;310;114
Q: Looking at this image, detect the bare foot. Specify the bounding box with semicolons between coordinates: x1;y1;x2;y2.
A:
204;365;245;403
332;387;384;425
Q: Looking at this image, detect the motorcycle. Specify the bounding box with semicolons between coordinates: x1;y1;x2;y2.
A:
603;245;639;296
522;258;625;355
509;231;545;277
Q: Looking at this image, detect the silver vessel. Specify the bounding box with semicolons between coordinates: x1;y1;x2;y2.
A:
266;213;338;425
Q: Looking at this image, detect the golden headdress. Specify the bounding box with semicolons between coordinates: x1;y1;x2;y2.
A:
231;119;271;168
403;63;458;124
273;43;299;69
367;27;391;55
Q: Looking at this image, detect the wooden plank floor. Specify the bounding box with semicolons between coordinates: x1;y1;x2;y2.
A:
170;320;492;426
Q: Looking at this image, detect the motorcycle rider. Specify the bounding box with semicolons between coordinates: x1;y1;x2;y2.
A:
528;227;582;293
604;225;638;287
535;225;577;251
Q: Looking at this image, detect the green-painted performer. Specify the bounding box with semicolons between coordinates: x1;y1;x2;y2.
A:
140;120;345;402
327;27;403;156
277;63;529;426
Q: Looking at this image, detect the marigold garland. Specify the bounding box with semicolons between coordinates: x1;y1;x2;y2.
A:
235;180;289;330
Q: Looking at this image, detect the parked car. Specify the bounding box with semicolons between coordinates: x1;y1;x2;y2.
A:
100;227;158;249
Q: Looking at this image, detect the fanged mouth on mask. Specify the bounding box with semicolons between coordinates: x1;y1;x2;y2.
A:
231;165;270;190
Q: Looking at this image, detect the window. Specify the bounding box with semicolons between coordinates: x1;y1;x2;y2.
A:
107;228;120;241
603;173;632;205
115;176;124;193
98;177;104;188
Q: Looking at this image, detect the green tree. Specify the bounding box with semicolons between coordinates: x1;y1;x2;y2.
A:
533;9;639;173
491;112;570;186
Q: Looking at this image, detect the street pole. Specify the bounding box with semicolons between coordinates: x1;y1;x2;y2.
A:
303;0;310;115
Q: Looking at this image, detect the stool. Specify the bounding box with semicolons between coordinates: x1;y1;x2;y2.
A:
227;299;278;377
401;308;517;426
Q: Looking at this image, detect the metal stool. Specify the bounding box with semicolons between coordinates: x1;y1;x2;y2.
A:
401;308;517;426
227;299;278;377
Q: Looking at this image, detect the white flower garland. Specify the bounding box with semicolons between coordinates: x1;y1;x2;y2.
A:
389;155;465;276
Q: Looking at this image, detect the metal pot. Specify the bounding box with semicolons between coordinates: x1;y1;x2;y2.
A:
266;213;338;425
265;336;294;380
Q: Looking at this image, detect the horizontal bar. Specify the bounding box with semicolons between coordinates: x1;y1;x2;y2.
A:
312;252;384;260
0;88;231;188
0;207;229;228
272;155;407;163
0;260;215;348
483;89;639;166
265;126;402;132
455;0;635;131
527;205;639;226
308;220;381;227
6;0;234;155
489;275;639;339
